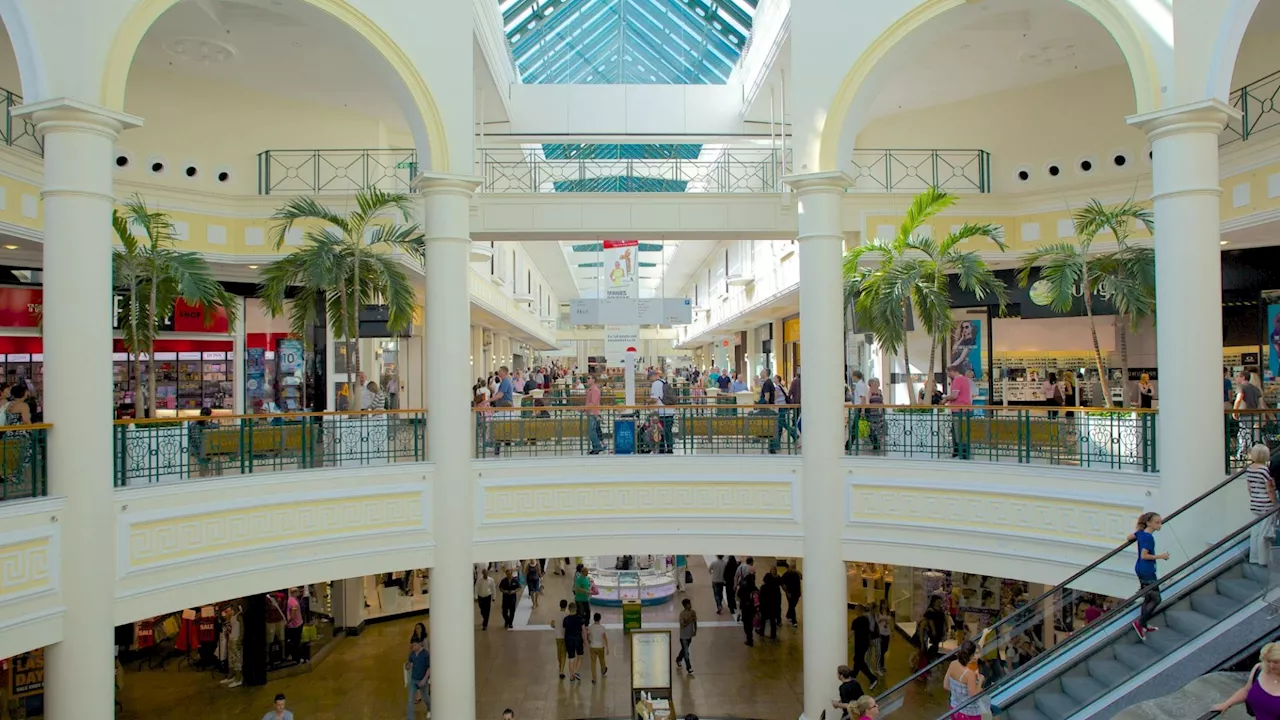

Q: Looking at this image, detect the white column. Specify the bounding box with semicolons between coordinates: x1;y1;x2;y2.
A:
785;172;851;720
470;325;484;383
1128;100;1233;508
232;296;246;414
416;172;482;720
14;99;141;720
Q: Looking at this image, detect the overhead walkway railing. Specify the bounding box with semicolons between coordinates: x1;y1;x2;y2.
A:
876;467;1258;720
0;88;41;158
256;148;419;195
849;149;991;193
1223;70;1280;145
478;147;787;193
112;410;426;486
845;404;1157;473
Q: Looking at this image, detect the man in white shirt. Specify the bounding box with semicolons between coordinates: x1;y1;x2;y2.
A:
648;369;674;454
587;612;609;683
848;370;870;452
474;568;495;630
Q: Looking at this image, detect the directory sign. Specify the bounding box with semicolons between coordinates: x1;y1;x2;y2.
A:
629;630;671;689
566;298;693;326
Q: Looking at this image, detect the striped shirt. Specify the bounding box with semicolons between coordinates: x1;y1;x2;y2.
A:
1245;465;1277;516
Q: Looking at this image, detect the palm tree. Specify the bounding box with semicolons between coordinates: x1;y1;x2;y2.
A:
1017;199;1154;408
843;188;1007;403
261;189;423;411
111;195;239;418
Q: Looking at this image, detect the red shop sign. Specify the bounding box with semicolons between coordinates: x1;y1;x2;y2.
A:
0;287;41;328
172;299;229;333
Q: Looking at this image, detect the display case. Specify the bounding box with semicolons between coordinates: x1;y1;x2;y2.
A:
201;351;232;409
176;352;203;409
584;556;677;607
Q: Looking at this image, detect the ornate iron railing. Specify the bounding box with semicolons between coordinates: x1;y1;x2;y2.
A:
113;410;426;485
849;149;990;193
0;424;47;500
1223;70;1280;145
256;149;418;195
845;405;1156;472
0;89;41;157
1226;409;1277;472
478;147;787;193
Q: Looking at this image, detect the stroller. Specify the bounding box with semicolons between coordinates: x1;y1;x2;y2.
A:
637;411;665;454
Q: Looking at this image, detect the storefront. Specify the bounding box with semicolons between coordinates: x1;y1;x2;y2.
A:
781;315;800;381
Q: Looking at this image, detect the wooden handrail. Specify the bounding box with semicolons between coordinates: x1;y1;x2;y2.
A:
0;423;51;431
113;409;426;426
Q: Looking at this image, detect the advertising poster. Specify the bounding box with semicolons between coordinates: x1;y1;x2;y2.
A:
629;631;672;688
276;338;305;411
947;319;982;380
602;239;639;300
1269;304;1280;380
10;648;42;697
605;325;640;366
246;348;266;411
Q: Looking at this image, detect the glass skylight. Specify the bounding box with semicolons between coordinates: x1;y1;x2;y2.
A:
499;0;758;84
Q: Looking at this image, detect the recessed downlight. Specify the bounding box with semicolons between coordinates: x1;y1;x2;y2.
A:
1220;240;1229;245
3;245;17;250
247;264;259;269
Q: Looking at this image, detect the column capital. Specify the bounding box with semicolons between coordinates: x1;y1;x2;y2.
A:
782;170;852;193
1126;99;1238;140
412;171;482;196
12;97;143;140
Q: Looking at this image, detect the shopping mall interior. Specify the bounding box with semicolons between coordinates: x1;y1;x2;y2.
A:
0;0;1279;718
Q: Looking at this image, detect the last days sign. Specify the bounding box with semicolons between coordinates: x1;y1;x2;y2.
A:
10;648;42;697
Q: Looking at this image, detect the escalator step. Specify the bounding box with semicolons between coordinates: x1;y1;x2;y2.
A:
1190;592;1245;619
1086;658;1135;685
1033;691;1081;720
1164;608;1216;636
1242;562;1270;585
1217;578;1264;603
1008;704;1053;720
1143;628;1190;653
1114;642;1162;669
1061;674;1109;705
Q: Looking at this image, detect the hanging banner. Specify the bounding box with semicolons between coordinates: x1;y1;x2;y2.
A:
246;347;266;411
605;325;640;366
1269;304;1280;379
602;240;639;300
947;319;982;380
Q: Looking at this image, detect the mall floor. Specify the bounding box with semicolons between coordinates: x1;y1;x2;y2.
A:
116;557;953;720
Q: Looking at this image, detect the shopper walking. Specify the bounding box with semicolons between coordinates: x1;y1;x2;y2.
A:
499;568;521;630
584;375;605;455
562;602;586;682
733;557;754;621
406;636;430;719
573;565;593;621
262;694;294;720
781;562;802;627
285;588;305;663
1131;512;1169;641
723;555;740;615
649;369;675;454
738;570;758;646
1235;371;1265;459
475;568;495;630
759;573;782;639
850;605;880;689
675;598;697;675
708;555;726;614
550;599;569;679
875;600;893;675
587;612;609;683
1244;444;1278;566
526;560;542;609
831;665;864;720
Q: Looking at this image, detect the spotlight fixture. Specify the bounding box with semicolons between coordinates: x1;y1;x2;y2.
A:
247;264;259;269
1219;241;1228;246
2;245;16;250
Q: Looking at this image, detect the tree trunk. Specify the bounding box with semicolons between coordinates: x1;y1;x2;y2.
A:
926;334;937;402
1119;316;1130;408
902;302;916;404
130;285;144;419
147;281;158;418
350;250;363;412
1083;274;1112;407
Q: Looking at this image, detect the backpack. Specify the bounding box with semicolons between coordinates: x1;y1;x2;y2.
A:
660;379;678;406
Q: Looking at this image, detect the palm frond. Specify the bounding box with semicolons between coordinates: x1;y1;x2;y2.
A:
896;186;954;248
269;197;349;249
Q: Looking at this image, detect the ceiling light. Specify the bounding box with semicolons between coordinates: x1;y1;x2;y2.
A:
247;264;259;269
2;245;16;250
1219;240;1228;246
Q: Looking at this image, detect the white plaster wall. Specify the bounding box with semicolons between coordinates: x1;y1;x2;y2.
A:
0;497;64;662
506;84;746;136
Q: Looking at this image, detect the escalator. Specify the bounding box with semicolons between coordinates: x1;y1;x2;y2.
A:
876;468;1280;720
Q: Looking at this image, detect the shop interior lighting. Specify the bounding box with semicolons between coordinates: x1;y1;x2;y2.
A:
2;245;16;250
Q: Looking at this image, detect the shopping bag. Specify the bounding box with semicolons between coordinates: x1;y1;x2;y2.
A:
300;624;317;644
685;570;694;584
590;580;600;596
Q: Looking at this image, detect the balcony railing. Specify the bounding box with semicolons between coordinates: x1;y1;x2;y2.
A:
849;149;990;193
1227;409;1277;472
256;149;418;195
0;88;41;158
478;147;786;194
112;410;426;486
0;423;47;500
1224;70;1280;145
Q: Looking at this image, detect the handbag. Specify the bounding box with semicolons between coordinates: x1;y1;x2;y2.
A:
590;580;600;596
300;624;317;644
685;570;694;584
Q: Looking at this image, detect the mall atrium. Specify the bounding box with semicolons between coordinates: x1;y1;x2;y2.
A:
0;0;1277;718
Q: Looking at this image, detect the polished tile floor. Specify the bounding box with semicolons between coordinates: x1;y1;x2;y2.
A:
117;557;952;720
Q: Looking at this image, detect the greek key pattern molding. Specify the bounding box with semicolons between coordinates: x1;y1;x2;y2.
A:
482;481;795;523
0;531;54;603
125;491;426;571
847;483;1136;543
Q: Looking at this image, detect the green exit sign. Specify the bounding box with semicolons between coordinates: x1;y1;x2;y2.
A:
396;161;417;170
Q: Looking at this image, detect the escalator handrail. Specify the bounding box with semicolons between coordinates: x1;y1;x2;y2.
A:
874;468;1249;705
991;508;1272;710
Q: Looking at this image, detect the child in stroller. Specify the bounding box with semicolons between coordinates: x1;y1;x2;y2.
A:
637;410;665;454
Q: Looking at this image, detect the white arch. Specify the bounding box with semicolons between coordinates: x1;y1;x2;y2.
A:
1206;0;1262;101
0;0;45;99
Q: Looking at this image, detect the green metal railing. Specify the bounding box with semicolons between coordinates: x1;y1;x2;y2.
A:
479;147;787;193
849;149;990;193
0;88;41;157
1223;70;1280;144
1226;409;1278;472
844;405;1157;472
256;149;418;195
113;410;426;486
475;404;799;458
0;424;47;500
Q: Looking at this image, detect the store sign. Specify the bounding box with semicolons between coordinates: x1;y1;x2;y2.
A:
567;297;693;327
10;648;42;698
110;294;229;333
602;240;639;300
0;287;41;328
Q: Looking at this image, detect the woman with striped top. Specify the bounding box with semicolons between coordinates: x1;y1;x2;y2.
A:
1245;444;1278;566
